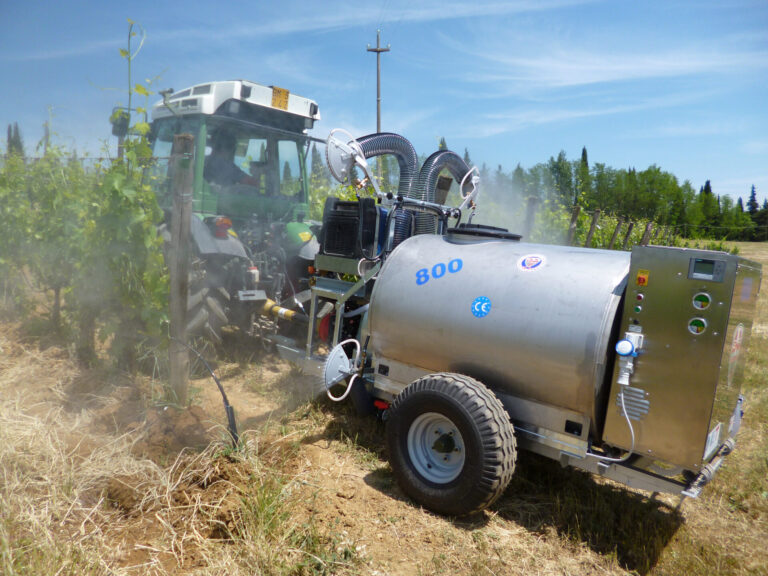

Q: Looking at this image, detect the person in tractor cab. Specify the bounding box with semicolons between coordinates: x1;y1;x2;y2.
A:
204;130;261;188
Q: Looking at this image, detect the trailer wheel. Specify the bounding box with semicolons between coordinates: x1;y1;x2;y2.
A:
386;373;516;516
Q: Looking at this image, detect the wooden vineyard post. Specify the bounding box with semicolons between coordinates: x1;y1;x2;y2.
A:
566;205;581;245
584;209;601;247
622;221;635;250
169;134;195;406
665;226;676;246
608;218;624;250
640;222;654;246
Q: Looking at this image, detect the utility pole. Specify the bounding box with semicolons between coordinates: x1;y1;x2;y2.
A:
367;29;390;133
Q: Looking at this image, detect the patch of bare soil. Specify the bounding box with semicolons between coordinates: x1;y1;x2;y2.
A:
95;452;251;572
282;406;633;576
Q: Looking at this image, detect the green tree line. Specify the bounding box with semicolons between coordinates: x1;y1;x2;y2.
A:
460;144;767;242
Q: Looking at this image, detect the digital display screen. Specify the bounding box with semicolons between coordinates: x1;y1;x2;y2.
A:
693;259;716;277
688;257;725;282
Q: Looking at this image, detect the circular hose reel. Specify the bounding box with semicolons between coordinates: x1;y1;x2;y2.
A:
323;338;362;402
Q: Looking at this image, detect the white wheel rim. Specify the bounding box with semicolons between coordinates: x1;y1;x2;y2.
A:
407;412;465;484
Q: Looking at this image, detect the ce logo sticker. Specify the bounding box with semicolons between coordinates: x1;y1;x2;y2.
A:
471;296;492;318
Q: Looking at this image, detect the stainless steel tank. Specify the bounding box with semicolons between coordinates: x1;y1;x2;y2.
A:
368;230;630;429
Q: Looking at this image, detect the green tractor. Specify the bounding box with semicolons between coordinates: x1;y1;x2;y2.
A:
147;80;321;342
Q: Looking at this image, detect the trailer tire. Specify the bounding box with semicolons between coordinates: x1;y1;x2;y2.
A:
386;373;516;516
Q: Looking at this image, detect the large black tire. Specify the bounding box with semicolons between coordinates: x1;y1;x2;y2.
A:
158;222;241;344
185;263;230;344
204;285;230;342
386;373;516;516
185;264;210;335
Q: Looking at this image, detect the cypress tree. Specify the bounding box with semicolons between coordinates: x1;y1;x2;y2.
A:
6;123;25;156
11;122;24;156
699;180;719;230
310;143;328;186
747;185;759;216
577;146;591;206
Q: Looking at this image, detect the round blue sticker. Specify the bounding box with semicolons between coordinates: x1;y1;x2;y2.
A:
471;296;492;318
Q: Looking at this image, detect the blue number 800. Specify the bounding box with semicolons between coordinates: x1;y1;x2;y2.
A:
415;258;463;285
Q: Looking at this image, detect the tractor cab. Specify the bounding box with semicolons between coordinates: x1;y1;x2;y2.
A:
144;80;322;340
149;80;320;234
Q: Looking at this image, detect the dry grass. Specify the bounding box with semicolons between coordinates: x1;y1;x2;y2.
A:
0;344;163;574
0;325;362;575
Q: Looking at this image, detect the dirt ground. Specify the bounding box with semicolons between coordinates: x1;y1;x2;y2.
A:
2;242;768;576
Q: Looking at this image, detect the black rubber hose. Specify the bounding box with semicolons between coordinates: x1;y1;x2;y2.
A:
415;150;472;204
171;337;239;448
356;132;419;198
412;150;472;235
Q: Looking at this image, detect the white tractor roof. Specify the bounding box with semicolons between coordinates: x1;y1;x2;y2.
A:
151;80;320;127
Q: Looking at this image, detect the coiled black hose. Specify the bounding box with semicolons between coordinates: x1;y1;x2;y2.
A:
356;132;419;198
412;150;472;235
415;150;472;203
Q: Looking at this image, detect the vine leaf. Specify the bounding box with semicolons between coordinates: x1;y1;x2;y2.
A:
134;83;150;97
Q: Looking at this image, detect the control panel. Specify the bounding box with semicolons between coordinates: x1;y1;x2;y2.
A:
602;246;758;470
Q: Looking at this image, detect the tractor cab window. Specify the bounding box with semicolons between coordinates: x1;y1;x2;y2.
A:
204;129;261;190
204;119;307;200
149;115;308;218
151;116;201;162
278;139;303;197
242;137;268;192
149;116;202;209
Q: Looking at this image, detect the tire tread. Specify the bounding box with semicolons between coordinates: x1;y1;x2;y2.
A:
387;372;517;515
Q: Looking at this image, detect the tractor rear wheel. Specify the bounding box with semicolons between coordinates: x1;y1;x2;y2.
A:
204;286;229;343
184;262;231;344
386;373;516;516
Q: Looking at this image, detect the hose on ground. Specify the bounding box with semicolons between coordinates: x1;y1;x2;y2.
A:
171;337;239;448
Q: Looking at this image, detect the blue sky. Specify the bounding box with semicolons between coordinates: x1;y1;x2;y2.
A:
2;0;767;203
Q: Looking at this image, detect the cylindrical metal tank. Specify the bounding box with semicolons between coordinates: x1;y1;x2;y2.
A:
368;230;630;428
